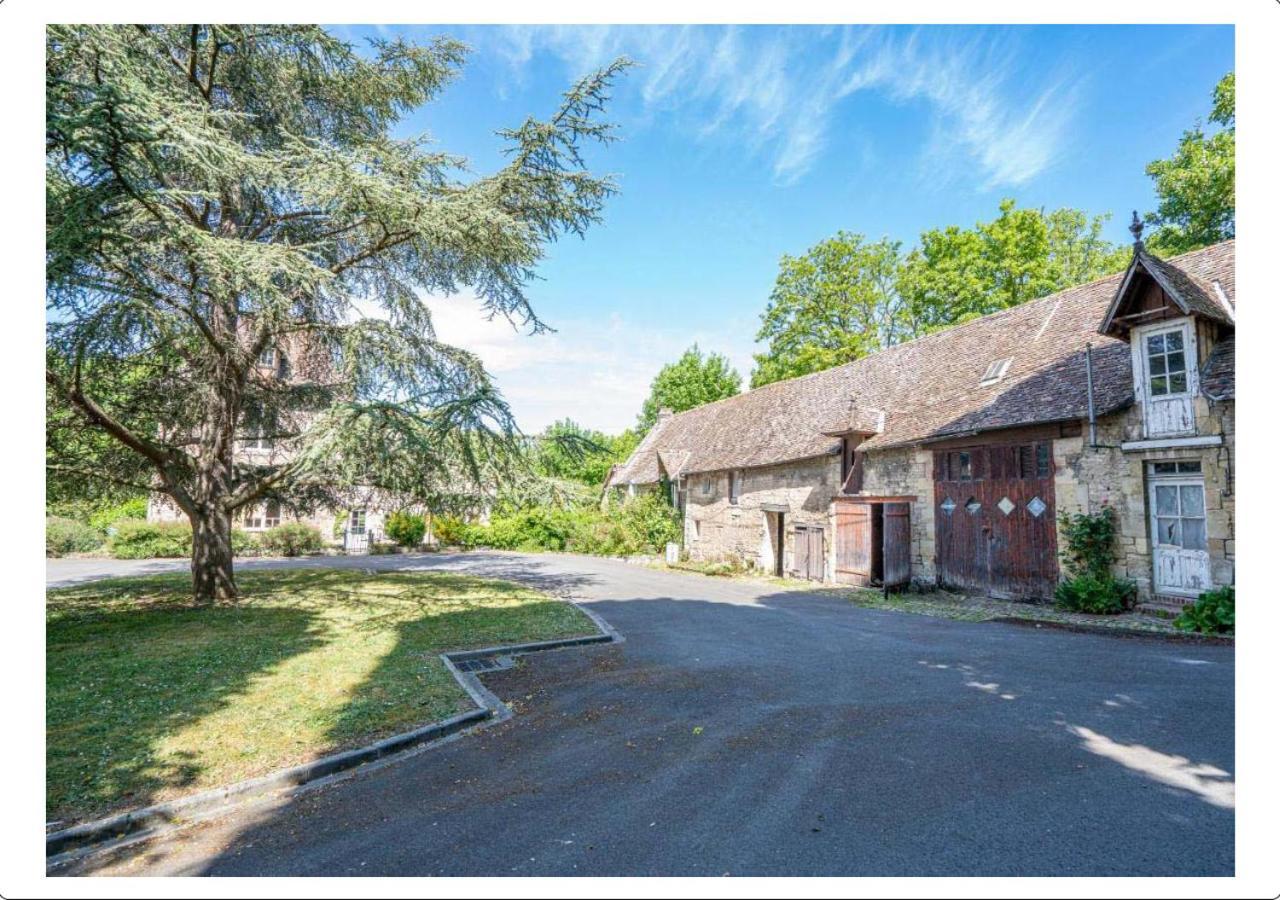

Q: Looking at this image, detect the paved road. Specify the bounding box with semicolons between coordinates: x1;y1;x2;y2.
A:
49;552;1235;876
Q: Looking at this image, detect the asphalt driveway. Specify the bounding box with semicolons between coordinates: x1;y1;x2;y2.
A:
47;552;1235;876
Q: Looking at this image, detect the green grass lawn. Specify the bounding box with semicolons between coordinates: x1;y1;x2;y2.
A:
46;569;595;826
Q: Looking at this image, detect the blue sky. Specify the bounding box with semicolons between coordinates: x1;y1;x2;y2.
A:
332;24;1234;435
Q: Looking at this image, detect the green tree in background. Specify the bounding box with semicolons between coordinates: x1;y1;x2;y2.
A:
535;419;640;487
751;201;1129;387
751;234;905;388
46;25;628;602
1144;72;1235;254
638;345;741;432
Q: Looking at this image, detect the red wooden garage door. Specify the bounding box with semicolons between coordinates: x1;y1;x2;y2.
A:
933;441;1059;600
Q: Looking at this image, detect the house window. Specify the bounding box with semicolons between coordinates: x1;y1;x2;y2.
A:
243;432;274;450
1152;481;1207;552
1145;328;1189;397
349;509;367;535
979;358;1012;385
1152;460;1202;475
244;500;281;530
701;477;712;497
729;471;743;505
956;452;972;481
258;347;276;369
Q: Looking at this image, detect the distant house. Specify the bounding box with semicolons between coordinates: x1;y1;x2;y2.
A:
606;235;1235;610
146;330;411;553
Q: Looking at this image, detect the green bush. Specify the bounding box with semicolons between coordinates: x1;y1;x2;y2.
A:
105;518;264;559
1054;572;1138;614
107;519;192;558
1174;585;1235;634
87;497;149;532
436;492;682;558
1055;507;1136;614
384;511;427;548
46;517;103;557
369;540;402;555
259;523;324;557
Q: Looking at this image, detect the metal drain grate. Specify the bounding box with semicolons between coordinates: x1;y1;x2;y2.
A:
453;655;514;674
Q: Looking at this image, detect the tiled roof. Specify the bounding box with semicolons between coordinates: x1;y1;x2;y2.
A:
1201;336;1235;400
607;241;1235;486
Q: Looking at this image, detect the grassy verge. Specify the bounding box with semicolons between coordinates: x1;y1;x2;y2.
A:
46;569;595;826
652;561;1189;635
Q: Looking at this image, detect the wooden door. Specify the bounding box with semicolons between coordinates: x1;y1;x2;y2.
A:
934;442;1059;599
1149;475;1211;596
793;525;825;581
882;502;911;588
835;502;871;584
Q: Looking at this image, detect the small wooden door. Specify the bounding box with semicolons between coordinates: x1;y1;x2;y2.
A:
882;502;911;589
793;525;825;581
1149;474;1211;596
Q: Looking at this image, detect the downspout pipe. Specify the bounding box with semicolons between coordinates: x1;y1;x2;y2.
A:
1085;342;1098;448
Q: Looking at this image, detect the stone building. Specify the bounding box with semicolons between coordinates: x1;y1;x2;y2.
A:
606;233;1235;610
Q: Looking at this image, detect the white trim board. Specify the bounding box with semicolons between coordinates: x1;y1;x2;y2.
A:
1120;435;1224;452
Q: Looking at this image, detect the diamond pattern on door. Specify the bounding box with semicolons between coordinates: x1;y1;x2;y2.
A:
997;496;1015;516
1027;496;1047;517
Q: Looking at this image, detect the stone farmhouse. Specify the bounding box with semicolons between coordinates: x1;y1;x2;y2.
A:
606;232;1235;609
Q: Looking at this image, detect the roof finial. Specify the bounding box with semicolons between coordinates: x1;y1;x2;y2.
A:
1129;210;1144;249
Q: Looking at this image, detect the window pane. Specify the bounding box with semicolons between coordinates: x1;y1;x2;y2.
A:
1180;518;1207;551
1035;443;1051;478
958;452;972;480
1148;354;1166;375
1166;351;1185;374
1165;330;1184;351
1152;462;1177;474
1177;461;1202;473
1150;375;1168;396
1156;517;1181;546
1169;372;1187;393
1179;485;1205;516
1155;485;1179;516
1146;333;1165;354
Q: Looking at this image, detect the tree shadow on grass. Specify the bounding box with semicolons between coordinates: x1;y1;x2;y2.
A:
46;602;324;825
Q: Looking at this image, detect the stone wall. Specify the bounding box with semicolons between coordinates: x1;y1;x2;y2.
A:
683;454;840;577
857;445;938;585
1053;397;1235;600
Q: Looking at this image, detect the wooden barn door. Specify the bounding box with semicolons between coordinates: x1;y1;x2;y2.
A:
835;502;871;584
793;525;825;581
882;502;912;589
934;441;1058;599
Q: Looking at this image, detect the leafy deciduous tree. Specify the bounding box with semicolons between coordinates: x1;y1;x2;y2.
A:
637;345;741;432
1144;71;1235;254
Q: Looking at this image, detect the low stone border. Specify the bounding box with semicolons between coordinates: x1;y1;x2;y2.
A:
46;600;622;861
988;615;1234;644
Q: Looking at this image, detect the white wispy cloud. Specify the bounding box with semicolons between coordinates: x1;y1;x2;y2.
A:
419;293;756;435
482;25;1083;189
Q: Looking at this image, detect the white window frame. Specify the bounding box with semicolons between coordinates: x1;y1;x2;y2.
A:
349;509;367;535
1140;323;1193;399
1130;317;1200;439
258;347;276;368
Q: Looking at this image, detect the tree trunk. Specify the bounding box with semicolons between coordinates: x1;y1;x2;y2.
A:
191;506;237;603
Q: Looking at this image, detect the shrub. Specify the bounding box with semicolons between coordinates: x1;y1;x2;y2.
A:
430;515;469;546
232;529;262;557
1054;572;1138;614
1054;506;1136;614
259;523;324;557
369;540;401;555
384;511;427;548
87;497;149;532
107;519;192;559
1174;585;1235;634
46;517;103;557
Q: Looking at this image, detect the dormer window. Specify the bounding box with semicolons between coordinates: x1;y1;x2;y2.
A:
1144;329;1188;397
979;358;1012;386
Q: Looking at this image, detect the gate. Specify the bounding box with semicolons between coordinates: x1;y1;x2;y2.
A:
934;441;1058;599
792;524;825;581
834;496;913;590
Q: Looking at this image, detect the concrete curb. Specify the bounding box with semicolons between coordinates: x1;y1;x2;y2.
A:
988;616;1234;645
46;600;621;860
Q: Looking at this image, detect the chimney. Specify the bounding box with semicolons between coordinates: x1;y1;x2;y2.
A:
657;407;674;423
